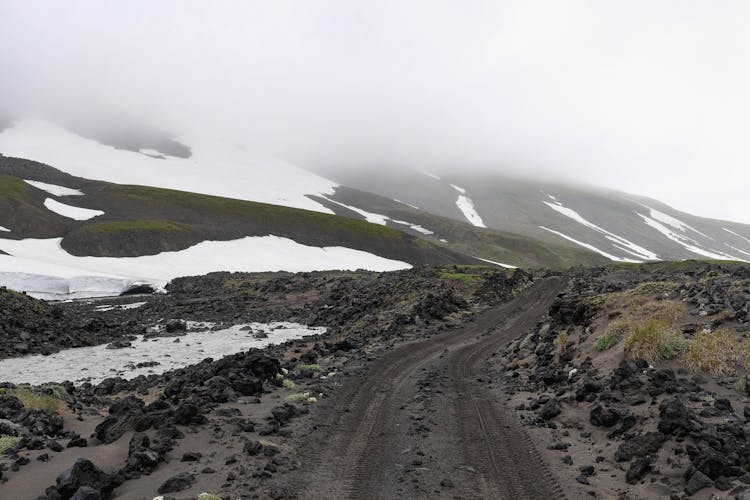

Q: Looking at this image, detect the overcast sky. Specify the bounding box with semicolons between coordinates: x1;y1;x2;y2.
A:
2;1;750;222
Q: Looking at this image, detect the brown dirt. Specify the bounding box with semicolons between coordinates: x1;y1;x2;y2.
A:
283;278;567;499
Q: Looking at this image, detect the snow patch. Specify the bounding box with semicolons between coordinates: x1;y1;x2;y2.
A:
43;198;104;220
723;227;750;246
322;197;433;235
0;322;325;385
420;171;441;180
543;200;658;261
24;179;83;196
0;119;338;214
93;302;147;312
0;236;412;299
393;199;420;210
0;226;9;232
390;219;434;235
644;206;710;239
539;226;641;263
449;184;486;227
473;256;517;269
321;197;388;225
638;214;742;261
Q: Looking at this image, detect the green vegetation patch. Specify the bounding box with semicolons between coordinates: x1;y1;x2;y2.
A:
594;330;620;351
0;435;23;453
12;386;61;413
87;220;192;235
685;329;743;375
198;494;222;500
623;318;686;365
109;184;408;240
439;271;479;283
0;175;29;200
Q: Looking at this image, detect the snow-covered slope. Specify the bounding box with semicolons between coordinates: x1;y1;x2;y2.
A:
0;118;337;213
0;236;411;300
317;168;750;264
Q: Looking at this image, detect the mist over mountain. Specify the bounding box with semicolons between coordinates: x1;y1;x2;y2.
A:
2;1;750;223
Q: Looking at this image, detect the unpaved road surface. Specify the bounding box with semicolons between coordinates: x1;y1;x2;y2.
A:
287;278;567;499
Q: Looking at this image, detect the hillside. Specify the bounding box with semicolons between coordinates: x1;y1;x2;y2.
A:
0;157;478;298
320;168;750;264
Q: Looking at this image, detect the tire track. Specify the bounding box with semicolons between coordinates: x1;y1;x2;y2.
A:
292;278;566;499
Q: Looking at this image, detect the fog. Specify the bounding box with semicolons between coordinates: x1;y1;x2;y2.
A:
2;1;750;222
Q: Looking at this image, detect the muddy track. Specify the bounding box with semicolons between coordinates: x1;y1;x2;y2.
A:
290;278;566;499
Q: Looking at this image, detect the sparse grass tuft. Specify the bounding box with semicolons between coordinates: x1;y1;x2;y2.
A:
198;494;222;500
594;330;620;351
685;329;742;375
538;323;551;339
0;435;23;453
283;392;310;403
623;318;686;365
296;364;321;372
553;332;569;354
282;379;296;389
12;387;60;413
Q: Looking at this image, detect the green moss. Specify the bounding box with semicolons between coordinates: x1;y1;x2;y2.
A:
282;379;296;389
198;494;222;500
87;220;192;234
439;271;479;283
0;175;28;200
594;331;619;351
12;386;61;413
108;184;407;240
0;435;23;453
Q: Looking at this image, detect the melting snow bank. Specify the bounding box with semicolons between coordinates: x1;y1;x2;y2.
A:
24;179;84;196
473;256;517;269
539;226;641;263
450;185;486;228
543;199;658;261
43;198;104;220
637;213;742;261
0;322;325;385
0;118;338;214
0;236;411;299
320;196;434;235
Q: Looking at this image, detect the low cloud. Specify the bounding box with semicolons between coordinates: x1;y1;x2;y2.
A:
2;1;749;222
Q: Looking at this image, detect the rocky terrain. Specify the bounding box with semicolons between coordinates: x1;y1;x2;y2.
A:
4;262;750;499
0;265;529;499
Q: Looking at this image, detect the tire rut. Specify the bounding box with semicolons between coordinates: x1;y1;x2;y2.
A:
293;278;566;499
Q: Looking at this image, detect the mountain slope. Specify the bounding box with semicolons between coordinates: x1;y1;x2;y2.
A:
319;168;750;264
310;186;608;269
0;158;480;299
0;118;338;214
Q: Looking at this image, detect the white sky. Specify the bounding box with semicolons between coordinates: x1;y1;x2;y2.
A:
1;1;749;222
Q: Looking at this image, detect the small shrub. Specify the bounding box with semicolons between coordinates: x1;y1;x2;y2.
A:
538;323;551;339
623;319;686;365
685;329;742;375
282;379;296;389
594;331;619;351
296;364;321;372
198;494;221;500
284;392;310;403
553;332;569;354
0;435;23;453
12;387;60;413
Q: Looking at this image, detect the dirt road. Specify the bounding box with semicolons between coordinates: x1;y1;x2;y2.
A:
288;278;567;499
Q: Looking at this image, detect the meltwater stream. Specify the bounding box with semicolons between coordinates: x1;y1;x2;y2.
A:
0;322;325;386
